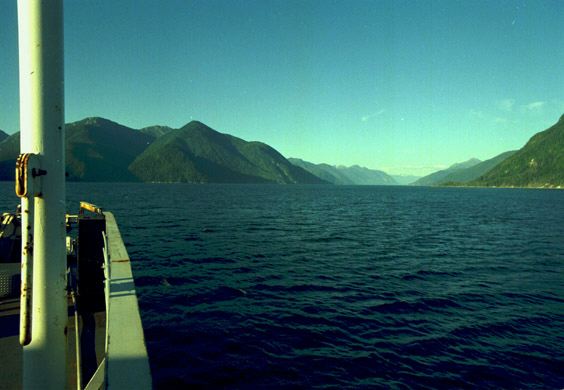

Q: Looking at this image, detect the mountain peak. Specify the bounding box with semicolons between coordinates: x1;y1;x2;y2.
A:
1;116;154;182
129;121;325;184
413;157;483;186
181;120;210;130
70;116;124;128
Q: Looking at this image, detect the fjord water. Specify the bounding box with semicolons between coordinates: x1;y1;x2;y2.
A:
2;183;563;388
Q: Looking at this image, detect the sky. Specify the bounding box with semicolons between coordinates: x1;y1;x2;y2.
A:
1;0;563;176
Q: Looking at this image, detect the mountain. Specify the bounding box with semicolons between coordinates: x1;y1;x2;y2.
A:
412;158;481;186
0;117;154;181
440;151;517;185
392;175;421;185
288;158;397;185
129;121;326;184
139;125;173;139
470;115;564;188
0;118;325;184
336;165;397;185
0;129;8;143
288;158;355;185
0;132;20;180
65;117;154;181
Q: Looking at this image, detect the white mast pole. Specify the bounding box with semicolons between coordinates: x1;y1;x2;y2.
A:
17;0;67;388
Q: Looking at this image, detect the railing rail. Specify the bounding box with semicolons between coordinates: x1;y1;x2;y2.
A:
71;211;150;389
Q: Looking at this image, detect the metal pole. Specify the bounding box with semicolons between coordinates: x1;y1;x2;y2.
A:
17;0;67;388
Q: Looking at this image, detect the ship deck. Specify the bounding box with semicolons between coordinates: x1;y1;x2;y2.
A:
0;212;150;389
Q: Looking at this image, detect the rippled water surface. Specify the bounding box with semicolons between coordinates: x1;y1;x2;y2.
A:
1;183;563;388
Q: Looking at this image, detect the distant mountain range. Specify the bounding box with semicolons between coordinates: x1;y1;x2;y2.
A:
285;159;353;184
337;165;397;185
412;158;482;186
288;158;397;185
0;118;323;184
412;153;519;186
440;151;517;185
1;114;563;188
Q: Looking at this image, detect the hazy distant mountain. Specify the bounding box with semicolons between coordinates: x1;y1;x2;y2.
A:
337;165;397;185
447;159;483;171
470;115;564;188
0;117;153;181
288;158;397;185
0;129;8;143
139;125;173;139
130;121;326;184
288;158;354;185
412;158;481;186
440;151;517;185
391;175;421;185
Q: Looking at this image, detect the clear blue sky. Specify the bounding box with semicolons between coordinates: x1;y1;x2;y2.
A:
1;0;563;175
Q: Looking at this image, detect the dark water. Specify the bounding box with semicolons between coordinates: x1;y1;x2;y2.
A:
1;183;563;388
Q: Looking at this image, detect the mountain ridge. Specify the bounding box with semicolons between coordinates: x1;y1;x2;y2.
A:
288;158;355;185
0;118;326;184
411;158;482;186
2;114;563;187
289;158;397;185
139;125;173;139
129;121;326;184
65;117;154;181
469;115;564;188
437;151;518;185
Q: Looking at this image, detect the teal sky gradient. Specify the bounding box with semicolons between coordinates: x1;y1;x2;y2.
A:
1;0;563;175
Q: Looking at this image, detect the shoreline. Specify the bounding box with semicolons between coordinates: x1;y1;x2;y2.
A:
0;179;562;190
